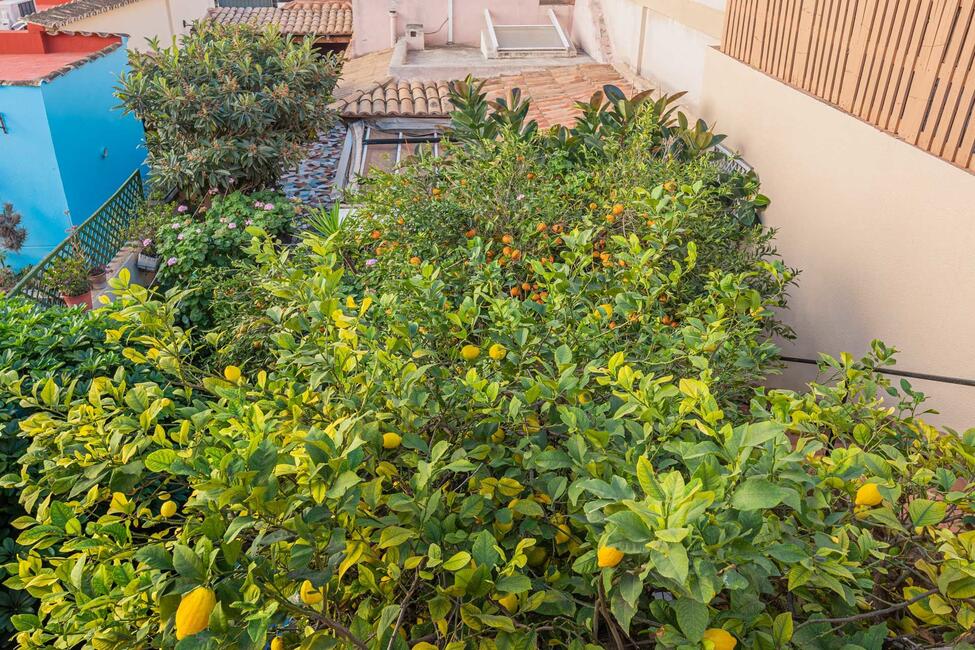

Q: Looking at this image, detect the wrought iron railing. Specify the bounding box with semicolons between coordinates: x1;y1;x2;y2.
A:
7;170;145;307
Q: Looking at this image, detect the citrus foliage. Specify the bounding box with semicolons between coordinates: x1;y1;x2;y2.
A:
2;85;974;650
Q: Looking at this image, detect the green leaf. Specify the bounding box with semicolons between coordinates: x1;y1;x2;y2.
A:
731;477;793;511
145;449;179;472
443;551;472;571
172;545;205;583
496;574;532;594
673;598;708;642
472;530;500;568
773;612;794;645
908;499;947;527
379;526;417;549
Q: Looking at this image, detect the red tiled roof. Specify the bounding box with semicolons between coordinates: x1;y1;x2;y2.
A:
205;2;353;37
332;61;634;129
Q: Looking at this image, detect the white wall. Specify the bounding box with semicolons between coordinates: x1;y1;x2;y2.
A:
66;0;212;51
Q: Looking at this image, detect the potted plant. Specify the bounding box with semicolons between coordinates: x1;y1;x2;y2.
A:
137;238;159;272
88;264;108;291
43;256;92;308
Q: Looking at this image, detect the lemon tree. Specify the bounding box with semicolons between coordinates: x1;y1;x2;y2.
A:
2;84;973;650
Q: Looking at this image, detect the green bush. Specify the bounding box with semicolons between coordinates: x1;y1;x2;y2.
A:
117;24;340;202
2;85;973;650
0;297;149;637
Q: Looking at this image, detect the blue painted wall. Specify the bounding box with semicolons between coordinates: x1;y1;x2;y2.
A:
0;44;146;269
0;85;70;267
43;46;147;228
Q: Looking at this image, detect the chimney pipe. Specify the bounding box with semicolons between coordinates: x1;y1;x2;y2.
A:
447;0;453;44
389;9;397;47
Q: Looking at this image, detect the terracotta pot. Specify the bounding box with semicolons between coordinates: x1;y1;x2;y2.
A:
88;267;108;291
137;252;159;272
62;291;92;310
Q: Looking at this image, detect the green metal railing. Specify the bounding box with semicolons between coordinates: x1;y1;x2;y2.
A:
7;170;145;307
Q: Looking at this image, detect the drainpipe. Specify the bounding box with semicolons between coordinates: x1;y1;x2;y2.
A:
446;0;453;44
389;8;397;47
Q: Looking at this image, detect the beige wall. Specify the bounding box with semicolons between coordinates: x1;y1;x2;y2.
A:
351;0;574;58
700;48;975;429
66;0;212;51
578;0;723;112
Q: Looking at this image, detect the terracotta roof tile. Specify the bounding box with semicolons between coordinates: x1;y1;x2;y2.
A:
27;0;143;30
206;3;352;36
332;62;632;128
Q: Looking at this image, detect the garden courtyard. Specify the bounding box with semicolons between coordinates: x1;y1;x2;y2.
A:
0;22;973;650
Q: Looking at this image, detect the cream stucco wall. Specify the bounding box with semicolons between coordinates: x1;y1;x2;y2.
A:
586;0;723;112
66;0;212;51
351;0;574;58
700;48;975;429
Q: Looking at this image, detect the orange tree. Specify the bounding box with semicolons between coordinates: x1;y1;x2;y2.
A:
2;85;974;650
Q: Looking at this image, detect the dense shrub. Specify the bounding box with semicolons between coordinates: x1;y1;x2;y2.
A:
0;298;153;637
145;191;298;328
117;24;340;202
2;85;973;650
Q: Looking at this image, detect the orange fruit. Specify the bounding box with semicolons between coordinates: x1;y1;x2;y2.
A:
409;256;421;265
612;203;624;215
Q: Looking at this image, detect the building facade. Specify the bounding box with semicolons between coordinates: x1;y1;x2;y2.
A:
0;27;146;266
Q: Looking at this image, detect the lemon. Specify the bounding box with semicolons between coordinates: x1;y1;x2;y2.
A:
855;483;883;507
299;580;323;605
594;303;613;319
160;500;177;518
497;593;518;613
461;345;481;361
554;523;571;544
382;433;402;449
702;628;737;650
270;637;285;650
488;343;507;360
175;587;216;640
597;545;624;568
223;365;241;382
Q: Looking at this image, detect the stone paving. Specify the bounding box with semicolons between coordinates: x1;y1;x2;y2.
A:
278;123;347;207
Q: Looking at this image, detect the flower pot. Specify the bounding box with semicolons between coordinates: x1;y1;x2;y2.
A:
88;267;108;291
62;291;92;310
137;252;160;272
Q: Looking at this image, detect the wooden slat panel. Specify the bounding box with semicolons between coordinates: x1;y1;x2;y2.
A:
917;1;975;148
720;0;975;173
929;0;975;155
899;0;957;141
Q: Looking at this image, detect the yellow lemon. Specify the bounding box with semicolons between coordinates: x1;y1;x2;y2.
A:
461;345;481;361
855;483;883;507
223;365;241;382
497;593;518;613
597;546;624;568
299;580;323;605
175;587;216;640
382;433;402;449
554;524;571;544
594;303;613;319
702;628;737;650
489;343;507;360
270;637;285;650
577;391;591;404
160;500;177;518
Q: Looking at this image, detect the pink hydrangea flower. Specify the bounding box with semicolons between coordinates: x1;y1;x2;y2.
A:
177;233;185;240
142;238;152;247
171;222;180;229
245;219;253;225
177;205;188;213
263;203;275;211
166;257;177;266
365;258;378;266
228;222;237;229
253;201;263;208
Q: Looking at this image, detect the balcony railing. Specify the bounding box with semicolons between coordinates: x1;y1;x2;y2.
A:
7;170;145;307
722;0;975;173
